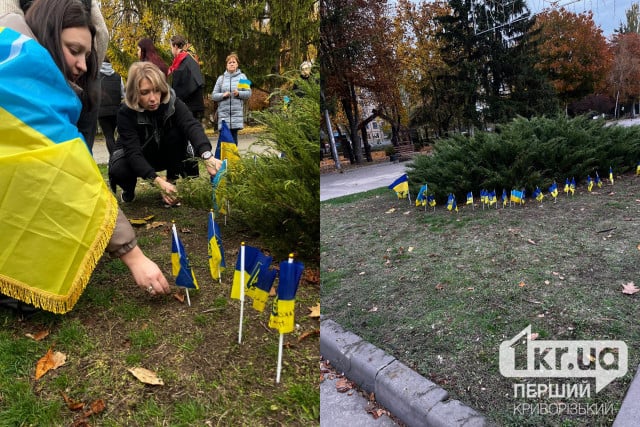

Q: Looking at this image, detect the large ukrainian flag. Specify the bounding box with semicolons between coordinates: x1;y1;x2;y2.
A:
0;27;118;313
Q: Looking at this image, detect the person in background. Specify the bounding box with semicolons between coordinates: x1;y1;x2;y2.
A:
210;52;252;144
0;0;171;316
137;37;169;77
109;61;223;207
169;34;205;177
99;56;125;155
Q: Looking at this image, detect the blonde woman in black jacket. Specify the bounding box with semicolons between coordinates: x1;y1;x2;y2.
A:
109;62;222;206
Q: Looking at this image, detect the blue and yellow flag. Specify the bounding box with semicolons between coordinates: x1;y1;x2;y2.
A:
595;172;602;188
637;162;640;175
564;178;570;195
231;244;276;312
446;194;458;212
467;191;474;205
549;182;558;198
171;223;199;289
609;166;614;185
533;187;544;202
569;177;576;195
238;78;251;91
587;175;593;192
269;258;304;334
416;184;428;206
211;159;228;215
510;189;523;204
0;27;118;313
388;174;409;199
488;190;497;206
214;120;240;163
207;211;225;281
427;194;436;207
502;189;508;206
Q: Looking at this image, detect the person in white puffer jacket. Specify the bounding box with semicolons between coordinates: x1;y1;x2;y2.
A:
210;52;252;144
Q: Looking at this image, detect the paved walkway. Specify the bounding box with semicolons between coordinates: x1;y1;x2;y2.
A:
320;161;408;201
92;132;261;165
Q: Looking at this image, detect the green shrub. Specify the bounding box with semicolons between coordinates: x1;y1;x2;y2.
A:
225;72;320;260
407;115;640;202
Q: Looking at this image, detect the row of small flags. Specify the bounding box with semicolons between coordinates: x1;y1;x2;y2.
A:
389;165;635;209
170;211;304;383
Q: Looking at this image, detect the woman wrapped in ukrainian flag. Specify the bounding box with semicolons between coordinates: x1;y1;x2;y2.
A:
0;0;171;314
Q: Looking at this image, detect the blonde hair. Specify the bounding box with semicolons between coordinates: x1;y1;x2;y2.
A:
125;62;171;111
226;53;240;66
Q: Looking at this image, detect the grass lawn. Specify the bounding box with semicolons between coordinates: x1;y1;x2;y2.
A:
0;166;320;426
321;173;640;426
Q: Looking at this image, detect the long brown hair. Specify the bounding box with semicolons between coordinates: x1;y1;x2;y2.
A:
137;38;169;76
26;0;98;110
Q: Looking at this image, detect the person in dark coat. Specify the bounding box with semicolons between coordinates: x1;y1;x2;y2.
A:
98;56;124;155
109;61;222;206
169;34;205;177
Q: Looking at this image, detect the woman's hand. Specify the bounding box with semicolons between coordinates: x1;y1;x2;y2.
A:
204;158;222;177
154;176;179;206
119;246;171;295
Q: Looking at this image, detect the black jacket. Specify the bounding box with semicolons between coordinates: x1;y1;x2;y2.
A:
99;71;123;117
115;90;211;180
171;54;205;114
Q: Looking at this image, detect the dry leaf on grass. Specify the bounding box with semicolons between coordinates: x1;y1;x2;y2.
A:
35;348;66;380
298;329;320;342
25;330;49;341
128;367;164;385
308;303;320;318
146;221;167;229
60;391;85;411
83;399;106;417
621;281;640;295
435;283;445;291
529;332;539;340
129;215;155;226
173;292;185;304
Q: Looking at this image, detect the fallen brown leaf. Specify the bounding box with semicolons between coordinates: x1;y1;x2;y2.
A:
60;391;85;411
82;399;106;417
145;221;167;229
529;332;539;340
622;281;640;295
35;348;66;380
308;303;320;318
435;283;444;291
25;330;49;341
335;378;352;393
269;286;276;297
298;329;320;342
128;367;164;385
173;292;185;303
519;281;526;287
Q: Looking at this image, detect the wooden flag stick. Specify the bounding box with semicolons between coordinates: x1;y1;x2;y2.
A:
276;253;294;384
238;243;245;344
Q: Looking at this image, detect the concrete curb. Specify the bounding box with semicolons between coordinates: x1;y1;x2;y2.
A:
613;363;640;426
320;318;491;427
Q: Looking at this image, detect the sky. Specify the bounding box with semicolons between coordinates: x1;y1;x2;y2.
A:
395;0;637;37
527;0;635;37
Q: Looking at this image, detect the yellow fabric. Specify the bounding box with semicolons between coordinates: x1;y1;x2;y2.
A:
268;298;296;334
0;108;118;314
